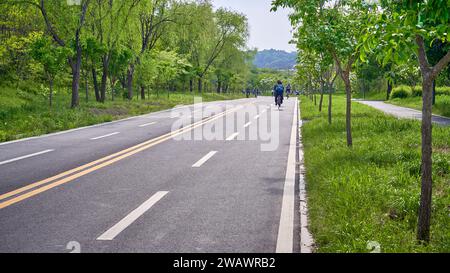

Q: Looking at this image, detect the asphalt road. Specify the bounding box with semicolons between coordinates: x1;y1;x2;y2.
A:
357;100;450;126
0;97;301;253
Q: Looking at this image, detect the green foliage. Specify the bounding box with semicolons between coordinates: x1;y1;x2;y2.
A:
300;95;450;252
436;86;450;96
390;86;411;99
30;36;70;79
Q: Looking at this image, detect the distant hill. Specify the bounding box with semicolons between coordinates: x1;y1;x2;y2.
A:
253;49;297;70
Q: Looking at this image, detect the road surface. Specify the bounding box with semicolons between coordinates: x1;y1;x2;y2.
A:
0;97;302;253
357;100;450;126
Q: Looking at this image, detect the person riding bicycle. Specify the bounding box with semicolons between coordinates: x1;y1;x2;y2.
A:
286;83;291;99
273;80;284;106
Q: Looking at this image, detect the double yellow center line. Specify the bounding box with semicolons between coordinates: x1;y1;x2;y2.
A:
0;104;247;210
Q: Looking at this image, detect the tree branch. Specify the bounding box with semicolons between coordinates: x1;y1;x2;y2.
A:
39;0;65;46
415;35;431;73
431;49;450;80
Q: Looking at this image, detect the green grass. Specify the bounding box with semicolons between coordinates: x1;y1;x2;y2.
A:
389;95;450;118
300;95;450;253
0;83;244;142
353;91;387;101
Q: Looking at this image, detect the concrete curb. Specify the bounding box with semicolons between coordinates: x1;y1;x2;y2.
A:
298;100;315;253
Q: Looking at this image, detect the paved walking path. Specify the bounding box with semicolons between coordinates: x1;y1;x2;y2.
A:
356;100;450;126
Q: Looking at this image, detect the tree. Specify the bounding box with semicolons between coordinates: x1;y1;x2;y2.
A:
81;37;106;102
32;0;91;108
87;0;142;102
124;0;179;100
196;7;249;93
30;35;69;106
273;0;368;147
362;0;450;243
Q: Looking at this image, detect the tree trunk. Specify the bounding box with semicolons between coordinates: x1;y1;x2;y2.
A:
344;75;353;147
100;56;109;103
417;77;433;243
189;79;193;93
217;80;222;93
85;71;88;103
432;80;436;105
328;84;332;124
141;85;145;100
92;67;100;102
319;81;324;112
70;41;82;108
110;78;115;102
198;78;202;94
127;64;134;100
49;77;53;107
387;81;393;101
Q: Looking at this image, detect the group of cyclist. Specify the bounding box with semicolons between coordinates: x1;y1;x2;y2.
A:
243;80;295;108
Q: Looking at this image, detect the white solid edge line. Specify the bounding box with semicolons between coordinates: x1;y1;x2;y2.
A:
97;191;169;241
276;98;298;253
90;132;120;140
226;132;239;141
139;122;157;128
192;151;218;168
0;149;55;166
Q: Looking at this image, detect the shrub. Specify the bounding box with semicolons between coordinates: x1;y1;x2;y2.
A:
435;86;450;96
390;85;410;99
411;86;423;97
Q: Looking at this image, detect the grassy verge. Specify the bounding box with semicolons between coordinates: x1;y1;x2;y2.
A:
0;84;243;142
300;95;449;253
389;95;450;118
353;91;387;101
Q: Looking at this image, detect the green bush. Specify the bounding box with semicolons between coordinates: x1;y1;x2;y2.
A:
390;86;410;99
411;86;422;97
435;86;450;96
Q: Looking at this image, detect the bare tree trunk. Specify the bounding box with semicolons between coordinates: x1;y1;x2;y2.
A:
100;56;109;103
127;64;134;100
92;67;100;102
70;44;82;108
417;78;433;243
189;79;193;93
328;85;332;124
217;80;221;93
319;81;324;112
110;78;115;102
141;85;145;100
85;71;88;103
198;78;202;94
432;80;436;105
387;81;393;101
344;75;353;147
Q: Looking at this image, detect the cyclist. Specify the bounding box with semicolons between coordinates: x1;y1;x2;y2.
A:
286;83;291;99
273;80;284;106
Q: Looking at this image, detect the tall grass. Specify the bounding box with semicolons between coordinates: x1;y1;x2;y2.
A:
300;95;449;252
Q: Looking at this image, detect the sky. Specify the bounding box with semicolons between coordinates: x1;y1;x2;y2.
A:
212;0;296;52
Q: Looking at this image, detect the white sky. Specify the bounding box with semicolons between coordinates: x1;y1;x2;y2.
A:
212;0;296;52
